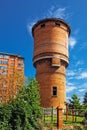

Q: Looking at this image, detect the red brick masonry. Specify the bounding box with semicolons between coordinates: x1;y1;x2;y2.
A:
32;18;71;108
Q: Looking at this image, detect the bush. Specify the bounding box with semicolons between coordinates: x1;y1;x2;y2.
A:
0;78;43;130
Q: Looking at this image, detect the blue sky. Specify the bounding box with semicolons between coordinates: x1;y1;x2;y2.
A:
0;0;87;102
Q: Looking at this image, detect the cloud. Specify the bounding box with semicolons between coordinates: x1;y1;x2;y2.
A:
66;86;76;93
68;37;77;49
75;60;84;67
76;72;87;79
79;41;87;50
27;20;37;35
78;89;85;92
27;6;71;35
67;82;74;86
46;7;69;19
66;96;71;101
74;29;79;35
79;96;84;103
81;83;87;89
66;80;77;93
27;7;69;35
67;70;76;76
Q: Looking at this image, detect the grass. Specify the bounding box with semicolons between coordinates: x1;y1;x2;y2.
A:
42;107;86;129
63;115;83;124
43;115;57;126
43;114;84;127
63;115;86;130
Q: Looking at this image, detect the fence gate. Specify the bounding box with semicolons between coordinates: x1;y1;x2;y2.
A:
43;107;57;126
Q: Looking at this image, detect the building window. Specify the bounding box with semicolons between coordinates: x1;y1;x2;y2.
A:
10;63;14;66
3;83;7;87
4;66;8;70
41;23;45;28
3;55;9;59
10;68;14;71
18;58;23;62
10;74;14;78
10;58;14;61
0;55;3;58
0;54;9;59
17;69;22;72
52;86;57;96
18;63;23;67
0;60;8;64
0;66;8;70
55;22;60;26
3;71;7;75
0;66;3;70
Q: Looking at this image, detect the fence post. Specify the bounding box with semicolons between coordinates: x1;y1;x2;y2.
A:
72;109;74;122
43;108;45;124
66;103;68;121
57;107;63;129
51;106;53;123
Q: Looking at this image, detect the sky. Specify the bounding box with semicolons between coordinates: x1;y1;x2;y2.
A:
0;0;87;102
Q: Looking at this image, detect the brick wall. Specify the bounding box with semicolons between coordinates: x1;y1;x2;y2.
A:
32;18;70;108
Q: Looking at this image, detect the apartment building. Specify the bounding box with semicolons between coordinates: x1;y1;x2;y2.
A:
0;52;24;103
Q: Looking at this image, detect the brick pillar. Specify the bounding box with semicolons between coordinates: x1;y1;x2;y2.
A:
65;103;68;121
57;107;63;129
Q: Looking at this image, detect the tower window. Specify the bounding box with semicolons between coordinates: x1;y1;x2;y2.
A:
55;22;60;26
41;23;45;28
52;86;57;96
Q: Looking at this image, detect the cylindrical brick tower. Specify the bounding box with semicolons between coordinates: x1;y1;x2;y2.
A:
32;18;71;108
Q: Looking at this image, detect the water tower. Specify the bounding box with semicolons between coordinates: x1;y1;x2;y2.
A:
32;18;70;108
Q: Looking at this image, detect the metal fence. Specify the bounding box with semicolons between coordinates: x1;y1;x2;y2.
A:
43;107;57;126
43;107;87;128
63;109;85;123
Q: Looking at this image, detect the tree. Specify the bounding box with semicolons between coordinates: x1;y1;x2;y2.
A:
0;103;12;130
69;94;81;109
0;78;42;130
83;92;87;107
0;71;24;103
10;78;42;130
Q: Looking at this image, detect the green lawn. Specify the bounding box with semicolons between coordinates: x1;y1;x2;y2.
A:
43;114;87;130
43;114;84;126
63;115;84;124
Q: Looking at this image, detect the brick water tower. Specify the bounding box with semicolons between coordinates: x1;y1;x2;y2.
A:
32;18;70;108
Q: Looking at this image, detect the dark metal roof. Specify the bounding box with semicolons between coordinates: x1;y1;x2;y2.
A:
32;18;71;36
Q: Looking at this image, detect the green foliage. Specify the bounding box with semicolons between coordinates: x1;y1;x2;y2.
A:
69;94;81;109
84;110;87;120
0;78;42;130
0;103;12;130
83;92;87;107
82;92;87;121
